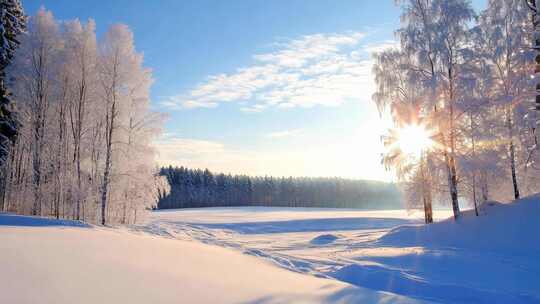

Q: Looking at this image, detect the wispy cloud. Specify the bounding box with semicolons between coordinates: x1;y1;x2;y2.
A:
155;136;225;160
266;129;301;139
160;32;389;112
362;40;398;54
253;32;365;68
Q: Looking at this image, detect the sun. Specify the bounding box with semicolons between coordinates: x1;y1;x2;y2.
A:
395;124;434;158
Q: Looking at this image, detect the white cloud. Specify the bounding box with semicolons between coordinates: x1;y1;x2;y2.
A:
160;32;389;112
240;104;267;113
362;40;398;54
161;97;219;109
266;129;301;139
253;32;365;68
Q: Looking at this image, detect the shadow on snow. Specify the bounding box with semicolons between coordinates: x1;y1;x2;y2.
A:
0;213;90;228
186;217;414;234
330;260;540;304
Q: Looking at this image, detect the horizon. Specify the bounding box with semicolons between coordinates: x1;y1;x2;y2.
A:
159;164;399;183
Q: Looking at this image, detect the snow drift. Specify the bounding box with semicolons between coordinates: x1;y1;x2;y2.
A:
378;196;540;253
331;196;540;303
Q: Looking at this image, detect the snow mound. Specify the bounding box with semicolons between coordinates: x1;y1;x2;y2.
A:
378;195;540;254
310;234;339;245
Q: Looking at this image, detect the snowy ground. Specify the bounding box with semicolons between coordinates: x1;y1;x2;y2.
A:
139;208;436;277
0;213;428;304
138;203;540;304
2;200;539;303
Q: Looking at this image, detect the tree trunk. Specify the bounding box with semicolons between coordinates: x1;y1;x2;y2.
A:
423;197;433;224
509;141;520;200
100;84;117;226
100;107;114;226
32;121;42;216
480;171;489;204
442;142;460;220
472;172;479;216
449;159;460;219
507;113;520;200
420;153;433;224
470;112;479;216
448;66;461;220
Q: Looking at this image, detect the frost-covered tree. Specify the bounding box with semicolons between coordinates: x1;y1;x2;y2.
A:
97;24;163;225
8;8;61;216
373;48;437;223
524;0;540;191
474;0;532;200
63;19;97;220
375;0;540;218
4;9;167;225
376;0;475;220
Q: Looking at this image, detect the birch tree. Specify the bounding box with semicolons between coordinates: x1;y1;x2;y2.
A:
476;0;532;200
381;0;475;220
63;19;97;220
5;9;167;225
9;8;61;216
97;24;156;225
373;48;437;223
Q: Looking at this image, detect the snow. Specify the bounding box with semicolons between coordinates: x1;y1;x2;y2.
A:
354;197;540;303
379;197;540;253
140;203;540;303
3;198;539;303
0;211;428;304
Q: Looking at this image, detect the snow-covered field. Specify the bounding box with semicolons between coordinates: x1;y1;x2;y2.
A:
140;203;540;303
2;198;540;303
0;212;427;304
140;208;439;277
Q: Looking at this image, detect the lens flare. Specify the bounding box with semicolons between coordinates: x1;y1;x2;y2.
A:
395;124;434;158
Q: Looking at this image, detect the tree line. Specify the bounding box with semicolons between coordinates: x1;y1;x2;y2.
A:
158;166;402;209
0;5;169;225
374;0;540;223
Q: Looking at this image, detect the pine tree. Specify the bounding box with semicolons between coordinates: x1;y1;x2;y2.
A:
0;0;25;165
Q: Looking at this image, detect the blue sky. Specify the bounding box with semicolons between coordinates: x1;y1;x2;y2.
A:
25;0;486;181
